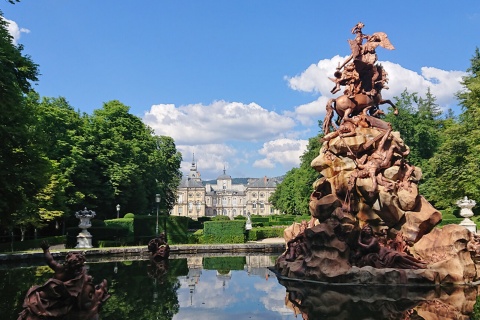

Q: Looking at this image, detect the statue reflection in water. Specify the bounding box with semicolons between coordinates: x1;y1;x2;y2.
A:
18;241;110;320
277;277;479;320
147;232;170;282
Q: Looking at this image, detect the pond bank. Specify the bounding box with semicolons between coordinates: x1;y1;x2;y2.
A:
0;238;286;264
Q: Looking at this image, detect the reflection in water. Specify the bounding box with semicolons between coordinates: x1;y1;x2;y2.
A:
274;274;480;320
2;255;480;319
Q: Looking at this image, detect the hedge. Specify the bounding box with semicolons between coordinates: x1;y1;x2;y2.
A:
65;226;129;248
202;220;245;244
248;227;285;241
203;256;246;271
105;218;134;244
133;214;189;245
0;236;65;252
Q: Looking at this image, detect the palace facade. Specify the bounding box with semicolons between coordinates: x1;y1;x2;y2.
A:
171;159;281;220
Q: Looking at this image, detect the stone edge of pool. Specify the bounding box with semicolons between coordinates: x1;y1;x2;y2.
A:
0;240;286;262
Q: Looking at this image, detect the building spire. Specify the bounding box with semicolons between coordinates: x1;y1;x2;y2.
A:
223;164;226;175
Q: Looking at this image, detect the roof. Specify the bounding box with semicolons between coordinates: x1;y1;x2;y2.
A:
247;176;277;188
179;177;204;188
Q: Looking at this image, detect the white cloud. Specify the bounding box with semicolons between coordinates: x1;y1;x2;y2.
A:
3;18;30;45
292;96;330;126
144;56;466;180
177;144;238;179
143;100;296;145
287;55;346;96
253;138;308;169
386;63;466;109
286;56;467;113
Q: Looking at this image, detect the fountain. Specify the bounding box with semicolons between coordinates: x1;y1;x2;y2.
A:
75;207;96;248
273;22;480;286
457;196;477;233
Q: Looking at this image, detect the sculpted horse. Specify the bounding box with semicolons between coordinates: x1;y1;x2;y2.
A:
322;93;397;134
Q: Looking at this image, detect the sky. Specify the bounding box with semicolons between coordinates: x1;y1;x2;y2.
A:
3;1;479;180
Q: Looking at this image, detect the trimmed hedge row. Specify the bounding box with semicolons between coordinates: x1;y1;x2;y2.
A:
0;235;65;252
202;220;245;244
133;214;189;245
248;227;285;241
66;226;129;248
203;256;246;271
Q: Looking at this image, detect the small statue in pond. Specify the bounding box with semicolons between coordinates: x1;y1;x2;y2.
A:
18;242;110;320
356;225;426;269
148;232;170;261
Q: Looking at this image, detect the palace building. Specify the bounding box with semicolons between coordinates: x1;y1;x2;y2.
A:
171;158;281;220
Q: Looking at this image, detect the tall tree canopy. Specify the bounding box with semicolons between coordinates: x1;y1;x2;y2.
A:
421;48;480;212
0;11;50;227
80;100;182;219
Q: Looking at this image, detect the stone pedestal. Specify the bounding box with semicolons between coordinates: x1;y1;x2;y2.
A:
75;207;96;249
76;230;93;248
457;197;477;234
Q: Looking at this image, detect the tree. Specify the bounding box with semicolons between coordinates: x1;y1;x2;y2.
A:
422;48;480;213
0;11;50;227
79;100;182;218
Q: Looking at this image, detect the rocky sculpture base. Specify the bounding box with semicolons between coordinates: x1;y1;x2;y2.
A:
274;118;480;285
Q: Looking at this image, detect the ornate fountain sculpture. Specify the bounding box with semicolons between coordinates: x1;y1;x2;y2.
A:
75;207;96;248
274;22;480;286
457;196;477;233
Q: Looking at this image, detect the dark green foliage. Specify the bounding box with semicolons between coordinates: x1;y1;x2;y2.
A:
234;215;247;220
212;215;230;221
384;88;443;168
251;216;270;223
420;48;480;212
202;220;245;243
133;215;189;245
0;235;65;252
0;11;50;227
105;217;134;243
248;227;284;241
123;213;135;219
203;256;246;271
65;226;129;248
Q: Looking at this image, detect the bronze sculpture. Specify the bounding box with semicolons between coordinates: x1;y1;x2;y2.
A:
275;23;480;285
18;242;110;320
147;232;170;261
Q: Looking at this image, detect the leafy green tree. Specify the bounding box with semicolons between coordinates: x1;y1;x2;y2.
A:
17;94;86;233
384;88;444;168
79;100;181;218
0;11;50;227
422;48;480;213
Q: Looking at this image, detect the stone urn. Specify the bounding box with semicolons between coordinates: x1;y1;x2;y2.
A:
457;196;477;233
75;207;96;248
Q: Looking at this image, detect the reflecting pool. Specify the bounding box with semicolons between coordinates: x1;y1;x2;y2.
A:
2;254;480;319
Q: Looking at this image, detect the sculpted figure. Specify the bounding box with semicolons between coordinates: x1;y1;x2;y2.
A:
356;225;426;269
330;63;361;98
148;232;170;261
18;242;110;320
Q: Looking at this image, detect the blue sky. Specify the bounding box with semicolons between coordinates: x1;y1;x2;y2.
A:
3;1;480;180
